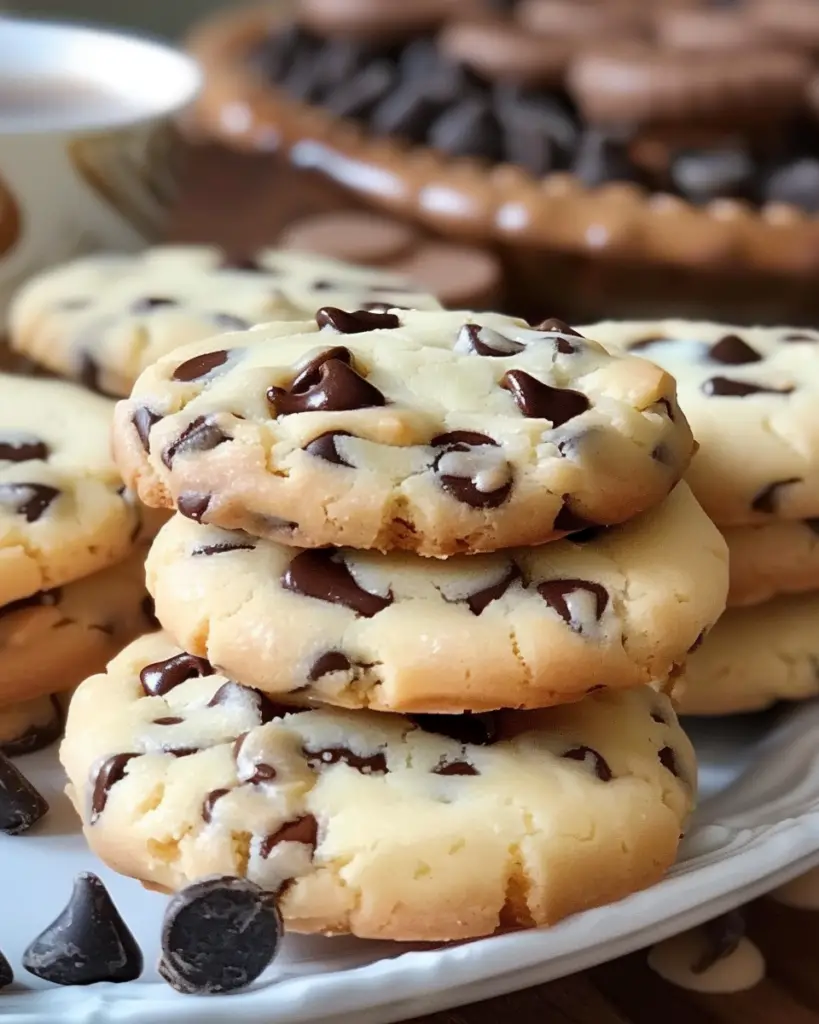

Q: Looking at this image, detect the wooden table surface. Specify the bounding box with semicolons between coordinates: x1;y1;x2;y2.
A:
168;143;819;1024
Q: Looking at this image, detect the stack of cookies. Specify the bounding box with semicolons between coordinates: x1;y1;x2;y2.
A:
61;307;728;942
588;319;819;717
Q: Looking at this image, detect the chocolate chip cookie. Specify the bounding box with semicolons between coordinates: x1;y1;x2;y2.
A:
724;518;819;607
113;310;694;556
9;246;441;398
62;632;695;941
0;374;139;607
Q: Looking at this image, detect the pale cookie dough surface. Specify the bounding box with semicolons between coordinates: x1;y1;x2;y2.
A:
0;693;63;757
676;593;819;716
114;310;693;556
9;246;442;398
61;632;696;942
0;374;139;606
0;544;155;707
586;319;819;527
724;517;819;607
147;484;728;712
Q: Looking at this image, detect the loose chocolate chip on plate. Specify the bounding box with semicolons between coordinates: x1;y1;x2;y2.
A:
316;306;400;333
751;477;802;514
0;949;11;989
141;653;215;697
22;873;143;986
708;335;762;365
172;350;230;382
159;876;282;994
0;436;48;462
177;492;211;523
162;416;230;468
501;370;590;424
260;814;319;858
701;377;794;397
304;430;355;467
456;323;525;356
692;910;745;975
537;578;608;633
0;751;49;834
304;746;388;774
410;712;500;746
309;650;353;679
283;549;393;617
91;753;138;822
562;745;613;782
132;407;161;452
0;483;60;522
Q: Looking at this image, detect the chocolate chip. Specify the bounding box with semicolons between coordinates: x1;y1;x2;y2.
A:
131;296;177;314
701;377;794;397
672;148;756;205
159;877;282;994
708;335;762;365
268;348;386;415
0;482;60;523
553;501;599;533
0;751;48;834
141;595;159;628
192;539;256;556
1;696;63;758
207;681;292;723
765;158;819;214
537;578;608;633
692;910;745;975
410;712;499;746
429;97;503;161
561;745;613;782
572;128;642;188
532;317;583;353
316;307;400;333
304;430;354;467
651;710;667;725
658;745;682;779
154;716;184;726
433;760;479;776
132;407;160;452
259;814;319;858
309;650;352;680
304;746;388;774
372;86;445;142
22;873;143;986
782;332;819;343
432;431;512;510
202;788;229;823
178;492;211;522
162;416;230;468
464;563;520;615
501;370;590;424
0;587;61;619
140;653;214;696
0;950;11;989
283;549;393;617
77;351;112;397
751;477;802;514
457;323;525;357
327;61;395;120
172;350;230;382
0;436;48;462
90;753;138;822
431;430;497;448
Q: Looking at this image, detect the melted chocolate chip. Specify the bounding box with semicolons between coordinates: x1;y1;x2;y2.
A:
561;746;613;782
283;549;393;618
177;493;211;523
140;653;214;697
303;430;354;467
0;437;48;462
132;408;161;452
268;348;386;415
702;377;794;398
501;370;590;425
532;318;584;352
153;717;183;726
91;753;138;822
410;712;499;746
433;760;479;777
432;429;512;510
751;477;802;514
465;564;520;615
207;681;292;723
431;430;497;448
537;579;609;634
0;483;60;522
131;296;177;313
172;350;229;382
553;501;599;533
316;307;400;333
304;746;388;775
162;417;229;468
457;323;525;357
309;651;352;680
708;335;762;365
192;539;256;557
658;745;681;779
259;814;319;858
247;763;277;785
202;788;229;823
692;910;745;975
0;751;49;834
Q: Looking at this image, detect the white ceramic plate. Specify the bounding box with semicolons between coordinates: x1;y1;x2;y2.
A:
3;701;819;1024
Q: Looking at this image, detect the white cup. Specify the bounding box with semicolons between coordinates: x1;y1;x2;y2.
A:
0;16;201;315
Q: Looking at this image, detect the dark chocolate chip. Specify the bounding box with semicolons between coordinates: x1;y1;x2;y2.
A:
22;873;143;986
77;352;112;397
457;323;524;357
0;950;11;988
247;763;277;785
431;430;497;448
751;477;802;514
207;681;292;723
782;332;819;343
567;526;605;544
433;760;479;777
432;430;512;510
532;317;583;353
202;788;229;823
327;61;395;120
0;483;60;522
429;96;503;161
651;709;667;725
501;370;590;424
672;148;756;205
372;86;445;142
573;128;642;188
562;745;613;782
303;430;355;467
268;349;386;415
0;587;61;619
692;910;745;975
316;307;400;333
410;712;499;746
309;650;352;680
708;335;762;365
162;416;229;468
259;814;319;858
212;313;250;331
172;350;230;382
658;745;681;779
304;746;388;774
1;695;63;758
0;751;49;834
91;753;138;822
537;578;609;633
159;876;282;994
766;158;819;214
132;407;161;452
140;653;215;696
702;377;794;397
464;563;520;615
192;538;256;556
153;716;184;726
553;500;599;533
131;296;177;314
283;549;393;617
0;436;48;462
177;492;211;522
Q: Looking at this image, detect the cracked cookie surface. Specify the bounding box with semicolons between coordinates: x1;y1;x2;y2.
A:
145;483;727;712
61;632;695;941
9;246;441;398
114;309;694;556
